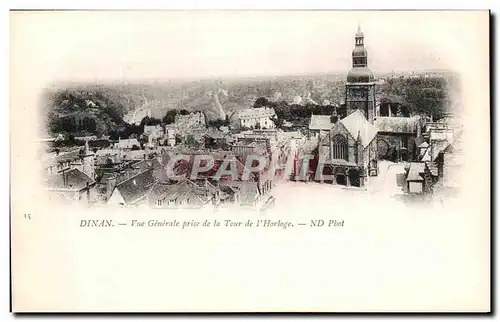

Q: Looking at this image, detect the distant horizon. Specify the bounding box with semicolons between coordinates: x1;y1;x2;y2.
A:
47;68;457;89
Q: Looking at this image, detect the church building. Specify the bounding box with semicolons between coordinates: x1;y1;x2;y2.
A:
314;27;379;187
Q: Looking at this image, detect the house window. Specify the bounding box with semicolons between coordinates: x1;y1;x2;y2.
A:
332;134;348;161
402;136;409;149
156;199;162;207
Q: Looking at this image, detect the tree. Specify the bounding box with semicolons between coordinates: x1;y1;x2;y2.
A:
254;97;269;108
208;118;230;128
271;117;284;128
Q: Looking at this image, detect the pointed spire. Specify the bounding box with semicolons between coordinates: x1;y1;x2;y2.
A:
355;24;364;39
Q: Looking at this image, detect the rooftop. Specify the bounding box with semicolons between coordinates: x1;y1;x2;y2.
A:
43;168;95;192
406;162;426;181
114;170;156;204
375;117;419;134
238;107;276;120
340;110;378;148
309;115;332;131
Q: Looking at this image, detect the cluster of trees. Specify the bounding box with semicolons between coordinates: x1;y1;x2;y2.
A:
254;97;336;120
162;109;190;124
207;117;230;128
379;77;450;120
48;114;99;135
46;89;127;137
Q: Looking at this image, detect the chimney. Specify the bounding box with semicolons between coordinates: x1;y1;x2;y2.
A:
62;169;69;187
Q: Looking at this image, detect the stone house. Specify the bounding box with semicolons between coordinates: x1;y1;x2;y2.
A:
237;107;277;129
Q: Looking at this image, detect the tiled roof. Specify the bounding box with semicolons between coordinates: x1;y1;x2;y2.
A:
118;138;141;149
238;107;276;120
144;125;164;135
406;162;426;181
43;168;95;192
430;140;451;162
340;110;378;148
130;160;150;172
115;170;156;204
148;180;215;208
55;150;81;163
148;181;190;202
99;172;115;184
418;141;429;148
375;117;419;134
309;115;332;131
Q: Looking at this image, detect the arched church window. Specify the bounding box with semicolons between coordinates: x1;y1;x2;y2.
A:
332;134;348;161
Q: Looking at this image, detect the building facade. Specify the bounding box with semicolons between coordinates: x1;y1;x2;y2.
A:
315;110;378;187
238;107;277;129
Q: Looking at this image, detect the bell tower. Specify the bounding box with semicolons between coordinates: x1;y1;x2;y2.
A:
345;26;376;123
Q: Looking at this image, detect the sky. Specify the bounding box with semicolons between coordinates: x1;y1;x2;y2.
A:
10;10;488;83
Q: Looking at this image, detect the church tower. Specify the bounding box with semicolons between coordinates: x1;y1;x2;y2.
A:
345;26;376;123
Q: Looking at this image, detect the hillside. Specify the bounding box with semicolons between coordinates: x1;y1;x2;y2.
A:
43;71;458;137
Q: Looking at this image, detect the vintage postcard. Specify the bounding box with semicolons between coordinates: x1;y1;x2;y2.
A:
10;10;490;312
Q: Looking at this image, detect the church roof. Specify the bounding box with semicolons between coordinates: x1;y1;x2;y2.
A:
340;110;378;148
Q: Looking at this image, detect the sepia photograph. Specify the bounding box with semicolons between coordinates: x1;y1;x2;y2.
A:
9;10;490;313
